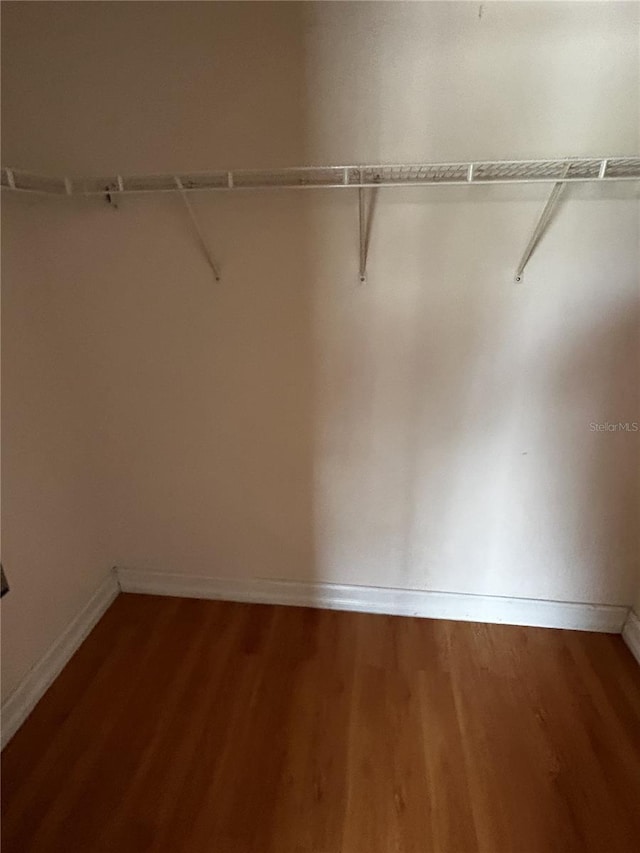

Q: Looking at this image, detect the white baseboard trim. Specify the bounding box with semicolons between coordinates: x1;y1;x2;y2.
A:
1;570;120;749
116;568;628;634
622;609;640;665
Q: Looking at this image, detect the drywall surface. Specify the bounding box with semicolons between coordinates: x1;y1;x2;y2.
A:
2;2;638;171
2;0;639;674
1;198;113;701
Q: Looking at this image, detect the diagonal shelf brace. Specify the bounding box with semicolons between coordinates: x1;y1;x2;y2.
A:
359;186;367;283
358;183;379;283
174;177;221;281
514;166;570;283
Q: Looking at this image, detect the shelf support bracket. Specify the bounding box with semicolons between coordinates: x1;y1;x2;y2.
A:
359;186;367;283
514;166;570;282
358;183;379;283
174;177;221;282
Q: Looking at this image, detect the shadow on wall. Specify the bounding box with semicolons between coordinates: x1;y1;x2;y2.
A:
64;4;322;591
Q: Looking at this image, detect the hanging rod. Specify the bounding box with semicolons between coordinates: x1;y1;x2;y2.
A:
2;157;639;197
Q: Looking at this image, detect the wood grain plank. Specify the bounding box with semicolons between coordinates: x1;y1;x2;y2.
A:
2;595;640;853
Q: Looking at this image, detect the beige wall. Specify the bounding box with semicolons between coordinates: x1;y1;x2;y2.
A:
1;197;113;700
2;2;639;696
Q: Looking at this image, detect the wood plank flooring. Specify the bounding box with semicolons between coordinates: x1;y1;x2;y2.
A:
2;593;640;852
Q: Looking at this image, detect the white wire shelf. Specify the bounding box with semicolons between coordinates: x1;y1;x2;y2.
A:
3;156;638;285
2;156;639;197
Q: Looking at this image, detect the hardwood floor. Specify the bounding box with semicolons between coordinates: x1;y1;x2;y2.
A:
2;594;640;852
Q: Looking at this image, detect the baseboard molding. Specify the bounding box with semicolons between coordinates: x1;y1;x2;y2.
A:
622;609;640;665
2;567;629;749
116;568;628;634
1;570;120;749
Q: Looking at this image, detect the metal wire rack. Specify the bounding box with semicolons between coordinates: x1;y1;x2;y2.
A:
2;157;639;197
3;156;638;284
